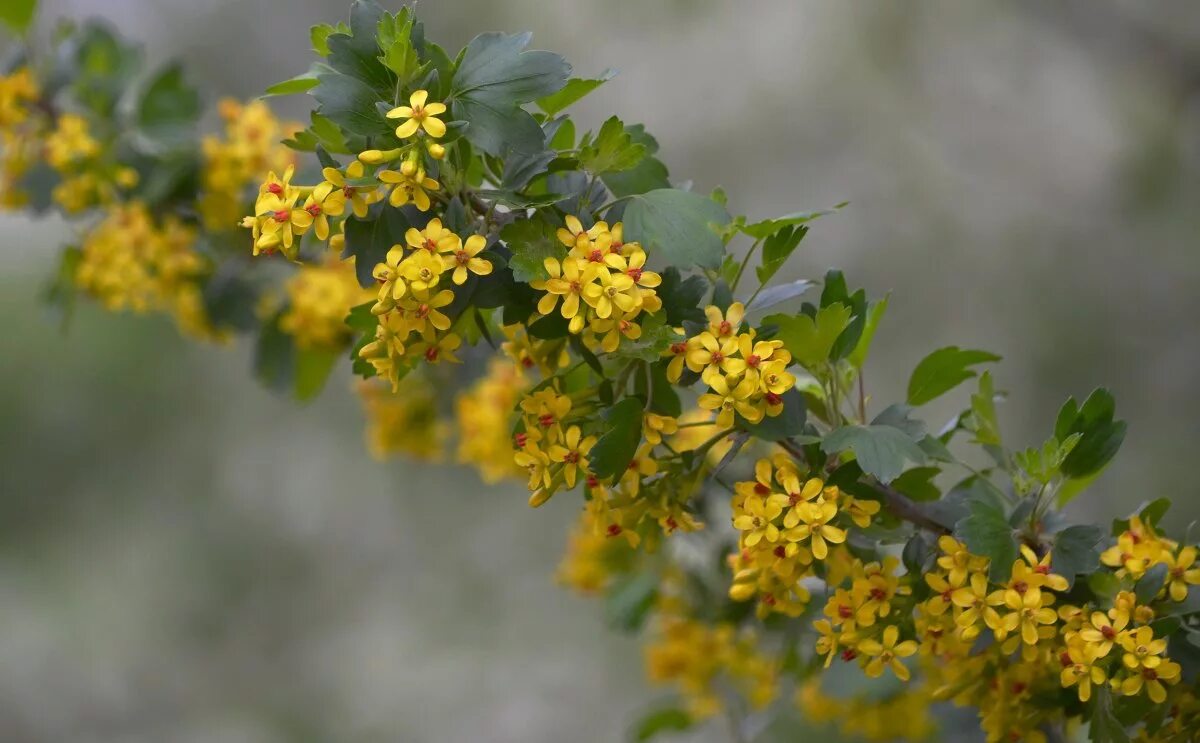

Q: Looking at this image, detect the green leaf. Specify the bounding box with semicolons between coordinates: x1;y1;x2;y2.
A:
254;312;295;392
500;218;565;284
1051;524;1103;589
969;371;1003;446
311;22;350;56
631;706;692;742
605;570;658;634
954;491;1018;582
1058;389;1127;481
377;8;420;83
0;0;36;33
263;71;321;97
536;69;615;116
622;189;731;269
1135;564;1168;604
634;362;682;418
601;125;670;198
1089;687;1131;743
579;116;645;175
450;31;570;156
312;71;391;137
906;346;1001;406
822;424;927;484
755;224;809;285
657;267;707;326
739;389;807;441
132;63;200;148
324;0;392;93
342;209;409;287
294;347;339;401
741;205;843;240
848;294;889;369
589;397;644;481
764;303;852;371
892;466;941;502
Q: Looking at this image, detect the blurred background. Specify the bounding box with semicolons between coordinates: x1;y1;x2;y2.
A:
2;1;1198;741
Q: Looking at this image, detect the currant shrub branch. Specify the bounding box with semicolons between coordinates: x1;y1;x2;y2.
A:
4;2;1200;741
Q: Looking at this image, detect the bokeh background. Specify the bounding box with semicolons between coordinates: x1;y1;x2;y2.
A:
2;1;1198;741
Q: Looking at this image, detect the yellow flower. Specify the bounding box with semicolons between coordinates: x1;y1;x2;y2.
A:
322;161;377;218
406;218;459;254
549;425;596;489
1077;610;1127;657
583;268;640;319
402;287;456;336
442;234;493;285
1117;626;1179;703
698;374;759;427
1165;546;1200;602
379;166;440;210
45;113;100;169
399;250;446;293
643;413;678;445
733;493;788;546
589;311;643;353
411;331;462;364
937;536;990;586
279;259;373;349
687;332;746;386
784;500;845;560
950;571;990;639
296;181;347;241
371;245;408;312
705;302;745;340
1059;640;1107;702
857;625;917;681
534;257;600;333
386;89;447;138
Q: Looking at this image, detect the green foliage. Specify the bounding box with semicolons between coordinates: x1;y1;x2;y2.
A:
536;69;615;117
1051;524;1104;588
1089;687;1132;743
450;32;570;155
906;346;1001;406
605;570;658;633
822;421;927;484
764;303;852;371
954;490;1018;582
1056;389;1127;503
578;116;646;175
501;217;565;284
631;706;693;741
755;224;808;285
0;0;36;33
623;188;731;269
589;397;644;480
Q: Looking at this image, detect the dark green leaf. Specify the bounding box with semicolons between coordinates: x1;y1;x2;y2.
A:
605;570;658;634
536;69;615;116
324;0;392;93
657;267;707;326
739;389;807;441
631;706;692;742
622;189;731;270
1051;525;1104;589
500;217;565;284
1059;389;1127;480
450;32;570;156
132;63;200;148
579;115;645;175
634;362;682;417
907;346;1002;406
254;312;295;392
313;70;391;137
741;205;843;240
822;424;927;484
1089;687;1131;743
847;294;889;369
589;397;644;481
755;224;809;286
342;209;409;287
310;22;350;56
954;492;1018;582
1135;564;1168;604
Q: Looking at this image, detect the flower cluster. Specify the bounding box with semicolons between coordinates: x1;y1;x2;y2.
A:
74;202;222;339
279;257;374;350
643;577;778;719
357;217;493;389
796;679;937;742
531;216;663;349
667;302;796;427
1102;515;1200;599
356;377;446;461
728;455;880;617
199;99;300;232
455;357;530;483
